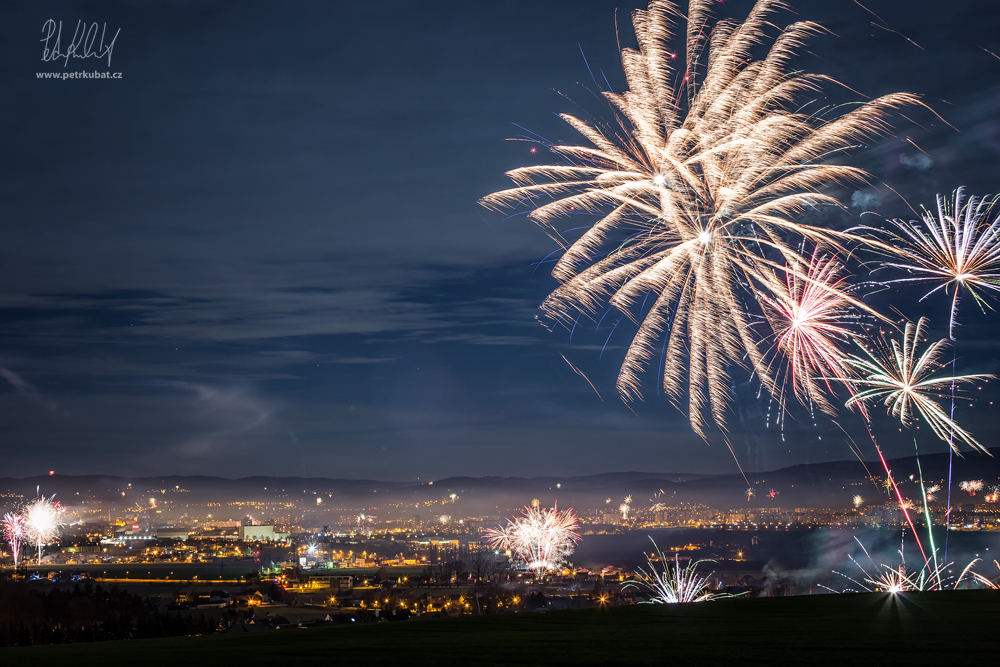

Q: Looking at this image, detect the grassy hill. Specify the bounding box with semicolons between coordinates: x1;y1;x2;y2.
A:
2;591;997;666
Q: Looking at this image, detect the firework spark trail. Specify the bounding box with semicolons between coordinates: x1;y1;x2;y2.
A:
2;512;26;568
481;0;920;438
624;538;735;603
484;505;581;577
866;188;1000;561
23;496;62;566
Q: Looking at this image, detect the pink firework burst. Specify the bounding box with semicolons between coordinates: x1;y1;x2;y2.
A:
2;512;26;568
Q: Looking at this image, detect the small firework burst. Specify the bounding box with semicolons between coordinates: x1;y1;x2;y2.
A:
853;495;864;509
619;496;633;521
624;539;736;604
23;496;63;565
960;480;984;496
484;504;581;577
868;188;1000;338
841;317;991;452
2;512;26;567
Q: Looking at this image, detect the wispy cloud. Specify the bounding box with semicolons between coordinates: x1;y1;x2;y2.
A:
0;367;56;412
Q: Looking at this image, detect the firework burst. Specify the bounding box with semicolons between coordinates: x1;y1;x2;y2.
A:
620;496;633;521
762;250;864;416
866;189;1000;561
868;189;1000;337
624;539;733;603
832;538;961;593
2;512;26;567
23;496;63;566
840;317;991;451
852;495;863;509
481;0;919;436
960;480;984;497
484;505;581;577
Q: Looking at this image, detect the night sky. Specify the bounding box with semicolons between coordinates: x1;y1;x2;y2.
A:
2;0;1000;479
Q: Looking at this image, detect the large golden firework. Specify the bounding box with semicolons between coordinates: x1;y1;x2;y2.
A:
481;0;918;435
841;317;990;452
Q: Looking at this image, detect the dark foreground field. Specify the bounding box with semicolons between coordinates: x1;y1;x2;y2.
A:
2;591;997;666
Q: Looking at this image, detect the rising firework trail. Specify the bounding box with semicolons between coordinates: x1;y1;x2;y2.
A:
481;0;919;437
2;513;26;568
484;504;581;577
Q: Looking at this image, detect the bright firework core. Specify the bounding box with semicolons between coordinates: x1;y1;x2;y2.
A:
24;496;63;565
484;504;581;577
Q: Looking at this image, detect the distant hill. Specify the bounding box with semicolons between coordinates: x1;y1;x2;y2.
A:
2;448;998;512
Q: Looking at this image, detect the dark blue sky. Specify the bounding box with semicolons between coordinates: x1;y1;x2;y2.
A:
2;0;1000;479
